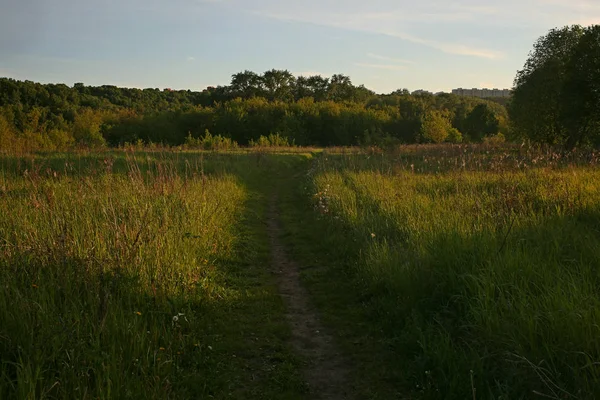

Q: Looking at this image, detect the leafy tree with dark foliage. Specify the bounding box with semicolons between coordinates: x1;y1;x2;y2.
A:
509;25;600;148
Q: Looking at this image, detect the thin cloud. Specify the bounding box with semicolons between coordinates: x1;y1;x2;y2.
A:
253;9;504;60
359;6;499;24
379;30;504;59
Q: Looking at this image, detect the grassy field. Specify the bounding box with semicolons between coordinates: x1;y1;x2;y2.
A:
1;145;600;399
0;151;308;399
280;144;600;399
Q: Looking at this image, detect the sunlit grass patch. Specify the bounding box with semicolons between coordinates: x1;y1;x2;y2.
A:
0;151;305;399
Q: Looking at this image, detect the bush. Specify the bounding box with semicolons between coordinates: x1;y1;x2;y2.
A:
185;129;238;150
483;133;506;145
420;111;451;143
249;133;293;148
0;115;18;152
446;127;463;143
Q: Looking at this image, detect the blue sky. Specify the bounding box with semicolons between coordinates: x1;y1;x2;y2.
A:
1;0;599;93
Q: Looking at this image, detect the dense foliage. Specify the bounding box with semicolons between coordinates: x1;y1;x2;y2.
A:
0;72;507;151
510;24;600;148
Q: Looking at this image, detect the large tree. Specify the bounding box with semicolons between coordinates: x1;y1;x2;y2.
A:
230;70;263;98
327;74;354;102
509;25;584;146
560;25;600;148
261;69;296;102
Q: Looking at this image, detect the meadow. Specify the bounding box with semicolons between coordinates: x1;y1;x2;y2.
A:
0;150;308;399
1;144;600;399
283;144;600;399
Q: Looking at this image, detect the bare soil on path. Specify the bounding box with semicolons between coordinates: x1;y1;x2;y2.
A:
267;196;352;400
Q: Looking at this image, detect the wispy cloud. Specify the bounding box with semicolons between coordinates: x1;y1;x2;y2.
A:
252;8;504;59
375;30;503;59
187;56;196;61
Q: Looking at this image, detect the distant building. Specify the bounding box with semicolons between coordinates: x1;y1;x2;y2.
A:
451;88;511;98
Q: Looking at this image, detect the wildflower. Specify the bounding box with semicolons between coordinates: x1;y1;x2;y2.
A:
371;233;376;238
135;311;142;316
172;312;187;324
159;347;165;351
32;284;38;288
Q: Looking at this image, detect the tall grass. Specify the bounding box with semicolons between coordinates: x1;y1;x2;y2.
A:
4;144;600;399
0;151;302;399
304;145;600;398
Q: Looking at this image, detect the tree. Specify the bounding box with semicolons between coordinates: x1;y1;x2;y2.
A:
420;110;451;143
230;70;263;98
328;74;354;101
0;72;511;149
305;75;329;101
510;25;584;145
72;108;106;147
560;25;600;148
261;69;295;102
465;104;499;141
294;76;312;100
390;89;410;96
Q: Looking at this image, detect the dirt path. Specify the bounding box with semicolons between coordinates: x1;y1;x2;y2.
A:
267;196;352;400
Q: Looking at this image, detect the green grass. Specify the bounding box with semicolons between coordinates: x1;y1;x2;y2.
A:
2;144;600;399
278;145;600;399
0;150;307;399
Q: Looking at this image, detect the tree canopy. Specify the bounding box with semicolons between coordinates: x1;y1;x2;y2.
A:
0;70;507;151
510;24;600;148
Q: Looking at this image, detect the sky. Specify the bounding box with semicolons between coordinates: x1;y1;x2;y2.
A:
1;0;599;94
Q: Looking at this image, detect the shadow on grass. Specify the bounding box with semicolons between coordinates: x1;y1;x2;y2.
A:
0;152;312;399
278;163;600;399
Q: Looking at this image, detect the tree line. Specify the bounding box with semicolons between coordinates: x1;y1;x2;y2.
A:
0;71;508;151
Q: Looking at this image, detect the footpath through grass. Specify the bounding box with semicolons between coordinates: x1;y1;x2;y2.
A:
0;151;307;399
278;145;600;399
2;145;600;399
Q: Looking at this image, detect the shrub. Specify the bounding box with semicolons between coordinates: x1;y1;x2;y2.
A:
483;133;506;145
249;133;293;148
446;127;463;143
185;129;238;150
420;111;451;143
